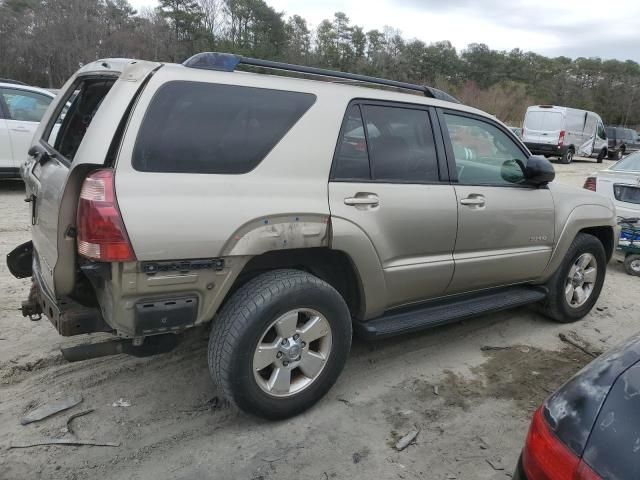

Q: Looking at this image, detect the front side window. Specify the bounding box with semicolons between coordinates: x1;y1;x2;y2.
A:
0;88;52;122
133;81;316;174
444;113;527;186
362;105;439;182
597;122;606;139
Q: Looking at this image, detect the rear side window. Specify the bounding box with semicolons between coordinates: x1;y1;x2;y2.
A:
0;88;52;122
133;81;315;174
332;105;370;180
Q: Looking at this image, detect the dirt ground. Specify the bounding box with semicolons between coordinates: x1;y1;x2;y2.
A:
2;156;639;480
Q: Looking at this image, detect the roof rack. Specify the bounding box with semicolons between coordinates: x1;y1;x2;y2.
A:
182;52;459;104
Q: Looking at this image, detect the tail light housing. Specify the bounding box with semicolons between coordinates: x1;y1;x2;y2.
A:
522;407;601;480
583;176;597;191
76;169;135;262
558;130;566;147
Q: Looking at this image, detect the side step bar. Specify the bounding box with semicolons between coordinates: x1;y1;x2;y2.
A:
354;286;547;340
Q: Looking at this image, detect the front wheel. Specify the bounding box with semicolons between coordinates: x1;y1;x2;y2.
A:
208;269;352;420
596;148;606;163
539;233;606;323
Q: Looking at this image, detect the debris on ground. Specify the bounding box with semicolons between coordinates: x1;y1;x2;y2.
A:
480;345;511;351
9;439;120;449
64;409;95;436
111;398;131;408
394;428;420;451
433;385;439;395
20;395;83;425
485;456;505;471
558;332;599;358
352;447;369;464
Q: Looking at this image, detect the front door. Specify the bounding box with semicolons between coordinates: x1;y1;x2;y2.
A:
440;111;555;293
0;116;13;171
329;102;458;310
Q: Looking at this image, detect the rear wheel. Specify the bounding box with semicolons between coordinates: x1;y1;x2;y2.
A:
560;148;574;164
624;254;640;276
539;233;606;323
208;269;352;419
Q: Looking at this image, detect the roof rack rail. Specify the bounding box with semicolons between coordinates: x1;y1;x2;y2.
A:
182;52;459;103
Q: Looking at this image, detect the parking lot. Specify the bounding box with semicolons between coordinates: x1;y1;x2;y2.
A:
1;157;639;480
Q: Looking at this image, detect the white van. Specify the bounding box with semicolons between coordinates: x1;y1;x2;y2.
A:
522;105;608;164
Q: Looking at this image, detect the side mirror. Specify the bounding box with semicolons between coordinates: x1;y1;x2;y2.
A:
500;155;555;187
523;155;555;186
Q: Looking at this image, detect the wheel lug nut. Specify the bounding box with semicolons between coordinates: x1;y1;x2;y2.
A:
276;352;282;358
281;339;288;346
293;334;300;340
283;361;289;367
301;342;306;347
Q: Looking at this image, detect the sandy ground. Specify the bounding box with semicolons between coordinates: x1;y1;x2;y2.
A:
1;156;639;480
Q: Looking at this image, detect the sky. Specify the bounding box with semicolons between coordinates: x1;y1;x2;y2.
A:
128;0;640;62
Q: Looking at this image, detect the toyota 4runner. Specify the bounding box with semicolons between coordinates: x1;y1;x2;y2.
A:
7;53;616;419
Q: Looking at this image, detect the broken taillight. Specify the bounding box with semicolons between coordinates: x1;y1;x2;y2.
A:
522;407;601;480
76;169;135;262
583;177;597;192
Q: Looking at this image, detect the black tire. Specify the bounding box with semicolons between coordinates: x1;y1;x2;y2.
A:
596;148;606;163
539;233;606;323
208;269;352;420
624;254;640;276
620;147;626;158
560;148;574;164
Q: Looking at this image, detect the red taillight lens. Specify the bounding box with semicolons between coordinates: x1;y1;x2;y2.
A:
583;177;597;191
522;407;601;480
558;130;566;147
77;169;135;262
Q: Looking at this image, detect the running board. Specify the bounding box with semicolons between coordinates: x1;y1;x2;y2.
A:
355;286;547;340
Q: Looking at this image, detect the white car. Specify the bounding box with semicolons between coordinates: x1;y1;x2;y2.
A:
584;151;640;218
0;83;56;178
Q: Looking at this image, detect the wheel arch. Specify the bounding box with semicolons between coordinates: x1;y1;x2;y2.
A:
539;204;616;282
226;247;366;320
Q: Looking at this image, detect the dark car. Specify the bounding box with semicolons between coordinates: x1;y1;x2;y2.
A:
514;334;640;480
606;126;640;160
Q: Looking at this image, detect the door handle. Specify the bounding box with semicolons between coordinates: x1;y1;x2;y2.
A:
344;194;379;207
460;196;486;207
11;126;29;132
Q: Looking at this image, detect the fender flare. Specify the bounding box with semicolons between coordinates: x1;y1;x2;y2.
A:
538;204;616;282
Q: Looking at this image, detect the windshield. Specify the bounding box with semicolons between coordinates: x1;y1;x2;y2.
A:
524;111;562;131
611;151;640;171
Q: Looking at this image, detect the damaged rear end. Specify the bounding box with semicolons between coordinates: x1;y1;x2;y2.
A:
7;59;161;353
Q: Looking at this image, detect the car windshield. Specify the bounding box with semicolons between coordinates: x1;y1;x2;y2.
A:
611;151;640;171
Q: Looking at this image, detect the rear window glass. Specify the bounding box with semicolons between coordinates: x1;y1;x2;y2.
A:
612;151;640;171
133;81;316;174
524;111;562;131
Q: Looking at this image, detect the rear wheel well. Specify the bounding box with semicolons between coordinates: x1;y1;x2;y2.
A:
228;248;364;320
580;226;614;262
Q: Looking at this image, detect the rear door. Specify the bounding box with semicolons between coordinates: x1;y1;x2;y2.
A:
329;101;458;309
523;109;563;146
22;60;160;298
440;110;555;293
0;87;53;168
